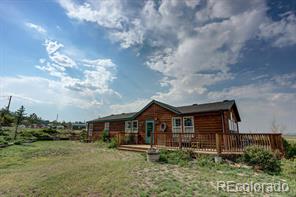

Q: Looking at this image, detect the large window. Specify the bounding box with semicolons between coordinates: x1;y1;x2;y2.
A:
125;120;138;133
172;117;182;133
104;122;110;131
183;116;194;133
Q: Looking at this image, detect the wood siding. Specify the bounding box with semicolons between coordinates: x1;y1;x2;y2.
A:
88;104;240;141
193;112;223;133
136;103;176;144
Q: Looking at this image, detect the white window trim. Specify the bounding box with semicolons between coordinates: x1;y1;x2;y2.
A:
228;119;238;133
88;123;93;136
132;120;138;133
125;121;132;133
172;117;182;133
183;116;195;133
104;122;110;131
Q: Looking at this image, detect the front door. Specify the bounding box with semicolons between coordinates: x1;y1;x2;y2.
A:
145;120;154;144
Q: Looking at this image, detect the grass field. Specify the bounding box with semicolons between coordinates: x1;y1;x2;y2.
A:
284;135;296;144
0;141;295;196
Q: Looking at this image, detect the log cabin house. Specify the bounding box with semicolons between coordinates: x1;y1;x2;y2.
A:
87;100;283;154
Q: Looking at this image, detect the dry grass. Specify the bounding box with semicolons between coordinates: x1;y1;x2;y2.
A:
0;141;295;196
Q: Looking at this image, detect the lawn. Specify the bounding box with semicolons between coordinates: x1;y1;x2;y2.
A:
284;135;296;144
0;141;295;196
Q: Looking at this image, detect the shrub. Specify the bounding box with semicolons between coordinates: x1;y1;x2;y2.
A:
80;130;88;142
195;155;216;167
159;149;192;166
21;129;52;140
0;136;8;145
282;158;296;178
101;130;109;142
14;139;26;145
283;138;296;159
242;146;281;174
108;138;118;149
42;128;59;135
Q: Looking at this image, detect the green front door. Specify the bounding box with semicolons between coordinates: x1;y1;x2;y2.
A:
145;120;154;144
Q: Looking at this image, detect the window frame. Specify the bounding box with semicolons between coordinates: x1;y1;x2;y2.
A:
172;117;182;133
104;122;110;131
125;121;132;133
132;120;138;133
88;123;93;136
183;116;195;133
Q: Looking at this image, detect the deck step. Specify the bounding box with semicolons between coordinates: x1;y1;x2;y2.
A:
119;145;150;150
118;146;147;153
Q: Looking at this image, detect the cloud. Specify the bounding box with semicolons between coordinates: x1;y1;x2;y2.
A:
25;22;47;33
0;75;104;109
43;40;76;68
44;40;64;54
58;0;127;29
207;75;296;132
35;39;120;109
53;0;296;131
142;0;266;103
258;12;296;47
110;99;150;114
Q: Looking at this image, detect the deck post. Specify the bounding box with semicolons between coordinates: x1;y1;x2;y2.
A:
117;132;120;145
216;133;222;155
179;133;182;149
269;134;276;150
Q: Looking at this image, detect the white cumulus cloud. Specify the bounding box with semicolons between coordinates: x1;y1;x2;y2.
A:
25;22;47;33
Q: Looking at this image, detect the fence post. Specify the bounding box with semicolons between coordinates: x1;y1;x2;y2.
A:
216;133;222;155
279;134;284;154
179;133;182;149
269;134;276;151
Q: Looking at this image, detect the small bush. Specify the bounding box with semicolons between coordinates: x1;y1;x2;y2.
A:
0;136;8;145
101;130;109;142
283;138;296;159
242;146;281;174
195;155;216;167
108;138;118;149
159;149;192;166
80;130;88;142
22;129;52;140
14;139;26;145
42;128;59;135
282;158;296;178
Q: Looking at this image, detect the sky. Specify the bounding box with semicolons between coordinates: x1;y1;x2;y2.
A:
0;0;296;133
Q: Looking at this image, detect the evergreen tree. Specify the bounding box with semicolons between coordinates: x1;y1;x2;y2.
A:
14;106;26;140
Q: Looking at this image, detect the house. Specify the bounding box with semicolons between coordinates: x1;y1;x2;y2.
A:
71;123;86;130
87;99;241;143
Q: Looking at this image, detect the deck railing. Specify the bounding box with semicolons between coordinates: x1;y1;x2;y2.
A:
117;132;284;154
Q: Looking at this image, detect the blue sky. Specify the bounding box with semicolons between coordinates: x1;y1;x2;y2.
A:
0;0;296;133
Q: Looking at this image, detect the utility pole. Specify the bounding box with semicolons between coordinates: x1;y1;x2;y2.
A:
6;96;12;111
0;96;12;133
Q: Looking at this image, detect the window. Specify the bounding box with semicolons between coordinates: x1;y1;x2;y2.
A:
88;123;93;136
183;116;194;133
104;122;110;131
228;112;237;132
125;121;132;133
125;120;138;133
132;120;138;133
228;119;237;132
172;117;182;133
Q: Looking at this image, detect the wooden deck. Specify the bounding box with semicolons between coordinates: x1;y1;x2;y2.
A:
118;144;245;155
117;132;284;155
